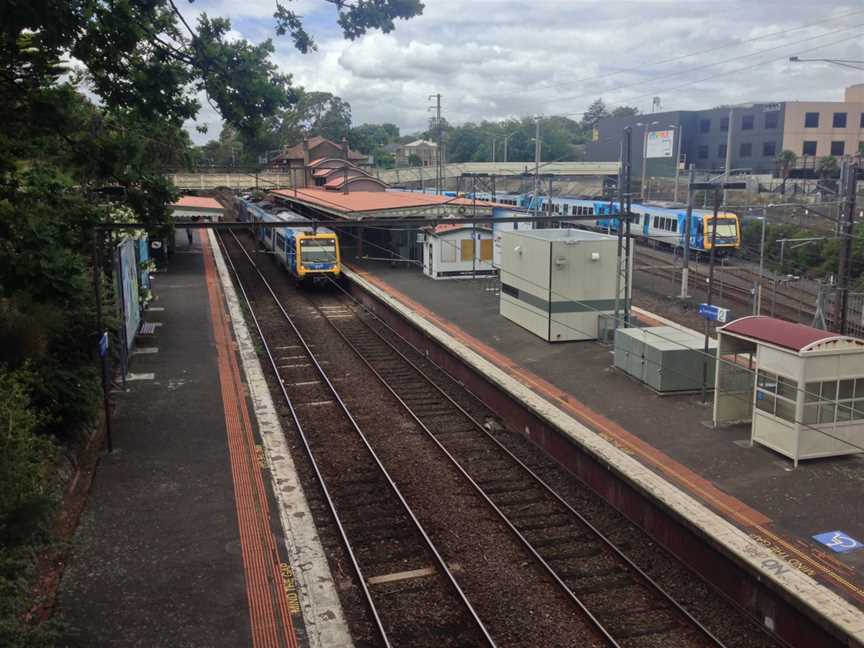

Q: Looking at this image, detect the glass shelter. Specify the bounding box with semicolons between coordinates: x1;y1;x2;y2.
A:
713;316;864;467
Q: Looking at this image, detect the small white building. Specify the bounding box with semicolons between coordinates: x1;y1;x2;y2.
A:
421;223;495;280
713;315;864;466
498;228;630;342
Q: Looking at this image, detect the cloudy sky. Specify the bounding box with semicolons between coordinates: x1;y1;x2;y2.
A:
184;0;864;142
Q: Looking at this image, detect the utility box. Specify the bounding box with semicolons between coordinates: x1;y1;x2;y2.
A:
615;326;717;392
499;229;630;342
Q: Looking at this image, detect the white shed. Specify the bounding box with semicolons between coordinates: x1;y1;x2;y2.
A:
421;224;495;280
713;315;864;466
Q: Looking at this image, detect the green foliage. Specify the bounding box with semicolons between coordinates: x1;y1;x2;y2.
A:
740;219;864;284
816;155;839;178
0;365;60;648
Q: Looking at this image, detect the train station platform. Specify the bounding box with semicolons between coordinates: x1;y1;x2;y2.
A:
345;260;864;640
58;231;350;648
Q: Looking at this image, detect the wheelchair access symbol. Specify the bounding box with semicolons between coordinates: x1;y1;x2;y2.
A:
812;531;863;553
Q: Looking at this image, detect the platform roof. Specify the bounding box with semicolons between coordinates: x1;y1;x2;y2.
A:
270;188;499;217
171;196;223;210
719;316;862;353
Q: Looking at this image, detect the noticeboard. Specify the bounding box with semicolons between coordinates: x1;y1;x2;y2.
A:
646;129;675;158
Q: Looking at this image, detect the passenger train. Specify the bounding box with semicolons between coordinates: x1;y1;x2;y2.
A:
410;189;741;255
236;195;341;283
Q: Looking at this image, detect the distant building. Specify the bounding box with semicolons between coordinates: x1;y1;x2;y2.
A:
586;84;864;177
395;139;440;168
268;136;385;191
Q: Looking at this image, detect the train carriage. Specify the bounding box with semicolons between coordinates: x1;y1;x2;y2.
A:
237;196;341;284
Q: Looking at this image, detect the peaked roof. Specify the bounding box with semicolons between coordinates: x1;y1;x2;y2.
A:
272;136;365;163
171;196;223;210
403;139;437;148
720;316;862;353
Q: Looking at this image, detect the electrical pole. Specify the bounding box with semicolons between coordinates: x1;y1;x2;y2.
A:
702;187;721;404
755;215;766;315
532;117;541;218
429;93;443;195
673;124;683;202
723;106;734;204
681;164;694;299
614;139;625;329
623;128;633;326
835;157;858;333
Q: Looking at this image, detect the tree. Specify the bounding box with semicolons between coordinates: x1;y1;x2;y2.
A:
408;153;423;167
581;98;611;131
0;1;423;640
816;155;839;178
611;105;640;118
776;150;798;176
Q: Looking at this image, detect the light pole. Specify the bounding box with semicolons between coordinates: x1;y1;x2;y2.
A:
502;129;520;163
669;123;682;202
789;56;864;71
640;120;659;201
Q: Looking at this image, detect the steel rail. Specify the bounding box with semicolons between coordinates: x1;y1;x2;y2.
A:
221;230;498;647
320;276;727;647
214;232;392;647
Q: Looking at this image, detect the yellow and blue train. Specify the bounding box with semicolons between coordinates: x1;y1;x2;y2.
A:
391;188;741;254
236;195;341;283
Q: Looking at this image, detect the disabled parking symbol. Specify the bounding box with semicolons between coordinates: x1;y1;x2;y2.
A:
812;531;864;553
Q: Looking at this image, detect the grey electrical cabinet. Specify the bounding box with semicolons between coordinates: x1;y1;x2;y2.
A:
499;229;631;342
615;326;717;392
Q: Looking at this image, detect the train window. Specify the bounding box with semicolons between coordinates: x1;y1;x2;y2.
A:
633;214;640;225
588;207;594;215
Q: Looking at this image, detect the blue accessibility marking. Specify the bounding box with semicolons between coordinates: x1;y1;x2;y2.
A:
812;531;864;553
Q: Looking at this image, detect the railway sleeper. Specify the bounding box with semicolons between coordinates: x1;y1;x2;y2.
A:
604;618;681;641
567;573;635;596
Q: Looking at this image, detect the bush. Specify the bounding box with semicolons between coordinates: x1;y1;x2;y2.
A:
0;365;59;647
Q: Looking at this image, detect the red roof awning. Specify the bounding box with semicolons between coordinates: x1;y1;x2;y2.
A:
719;316;847;352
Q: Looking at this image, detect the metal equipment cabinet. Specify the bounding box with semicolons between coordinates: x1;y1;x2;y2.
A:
499;229;630;342
615;326;717;392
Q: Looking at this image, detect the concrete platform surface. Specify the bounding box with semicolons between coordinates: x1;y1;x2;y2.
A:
348;261;864;615
57;231;344;648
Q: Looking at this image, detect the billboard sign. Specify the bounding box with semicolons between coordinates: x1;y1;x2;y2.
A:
646;129;675;158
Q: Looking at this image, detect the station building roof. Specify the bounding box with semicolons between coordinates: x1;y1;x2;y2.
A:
270;188;500;219
719;316;863;354
171;196;223;210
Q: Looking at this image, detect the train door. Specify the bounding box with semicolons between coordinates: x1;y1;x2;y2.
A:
642;213;651;237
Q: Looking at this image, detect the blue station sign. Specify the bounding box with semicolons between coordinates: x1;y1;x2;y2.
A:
698;303;730;323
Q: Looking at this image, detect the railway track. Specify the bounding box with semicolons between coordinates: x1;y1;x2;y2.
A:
217;230;495;648
219;228;782;648
302;284;727;645
634;246;817;323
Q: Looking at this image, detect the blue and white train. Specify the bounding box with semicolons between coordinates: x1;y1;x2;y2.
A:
236;196;341;283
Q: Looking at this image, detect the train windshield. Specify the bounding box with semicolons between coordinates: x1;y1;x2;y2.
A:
300;238;337;264
714;220;738;238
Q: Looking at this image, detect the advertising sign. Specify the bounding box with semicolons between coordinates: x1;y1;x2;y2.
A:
646;129;675;158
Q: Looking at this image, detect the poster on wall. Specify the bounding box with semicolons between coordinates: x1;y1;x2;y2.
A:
119;239;141;353
646;130;675;158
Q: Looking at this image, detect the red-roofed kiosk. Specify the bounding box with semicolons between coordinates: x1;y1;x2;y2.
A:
713;315;864;466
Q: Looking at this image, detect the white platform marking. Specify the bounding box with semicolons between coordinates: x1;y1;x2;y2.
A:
126;372;155;381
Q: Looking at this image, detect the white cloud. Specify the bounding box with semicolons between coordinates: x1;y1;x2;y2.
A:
187;0;864;143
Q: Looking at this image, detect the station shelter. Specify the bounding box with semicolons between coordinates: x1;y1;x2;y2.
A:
421;223;495;280
713;315;864;466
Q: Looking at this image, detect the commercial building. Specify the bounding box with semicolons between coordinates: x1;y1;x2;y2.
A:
586;84;864;178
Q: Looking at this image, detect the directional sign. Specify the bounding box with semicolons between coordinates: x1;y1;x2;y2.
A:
812;531;863;553
698;303;730;323
98;332;109;358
